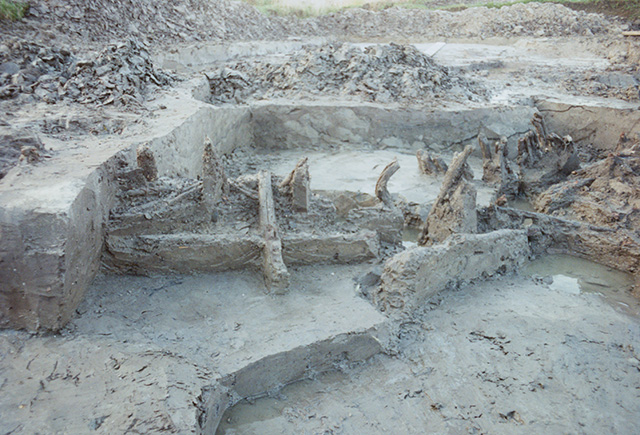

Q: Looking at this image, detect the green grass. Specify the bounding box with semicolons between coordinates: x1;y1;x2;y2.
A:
240;0;639;19
243;0;390;17
243;0;325;17
0;0;29;20
391;0;595;12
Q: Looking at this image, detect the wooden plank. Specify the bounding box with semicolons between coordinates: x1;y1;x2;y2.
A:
622;31;640;36
258;170;290;293
283;231;379;265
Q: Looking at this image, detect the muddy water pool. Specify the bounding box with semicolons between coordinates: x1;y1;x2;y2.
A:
264;149;495;206
522;253;639;316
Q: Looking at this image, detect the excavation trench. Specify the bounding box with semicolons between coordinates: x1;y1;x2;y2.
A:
152;39;640;435
215;252;638;434
157;102;638;433
102;100;538;278
1;52;640;433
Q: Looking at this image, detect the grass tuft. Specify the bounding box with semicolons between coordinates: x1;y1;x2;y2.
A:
0;0;29;20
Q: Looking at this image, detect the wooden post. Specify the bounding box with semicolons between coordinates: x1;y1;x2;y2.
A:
375;159;400;208
202;137;228;209
258;170;290;293
279;157;310;212
419;145;476;246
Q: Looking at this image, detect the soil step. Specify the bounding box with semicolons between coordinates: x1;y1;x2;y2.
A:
0;265;386;433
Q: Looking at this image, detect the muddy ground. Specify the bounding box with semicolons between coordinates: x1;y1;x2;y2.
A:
1;0;640;434
219;272;640;434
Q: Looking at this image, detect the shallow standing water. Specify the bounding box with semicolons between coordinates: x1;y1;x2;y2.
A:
522;254;639;316
215;371;351;435
264;149;496;206
402;226;421;249
508;197;536;212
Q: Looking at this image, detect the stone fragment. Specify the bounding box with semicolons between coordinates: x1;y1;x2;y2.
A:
0;62;19;75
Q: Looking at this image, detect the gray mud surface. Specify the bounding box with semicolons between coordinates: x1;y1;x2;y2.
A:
0;265;384;433
219;274;640;434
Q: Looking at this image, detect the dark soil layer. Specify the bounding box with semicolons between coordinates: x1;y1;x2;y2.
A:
566;0;640;22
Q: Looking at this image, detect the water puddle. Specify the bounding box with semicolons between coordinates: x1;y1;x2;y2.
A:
402;226;421;249
215;395;286;434
508;197;536;212
265;149;496;206
522;254;639;316
216;371;348;434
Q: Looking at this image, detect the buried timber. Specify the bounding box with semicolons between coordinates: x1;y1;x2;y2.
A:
207;110;640;435
103;105;640;434
0;29;640;435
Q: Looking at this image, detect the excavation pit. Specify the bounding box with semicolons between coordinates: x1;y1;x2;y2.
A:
1;33;640;434
215;271;640;435
96;98;639;433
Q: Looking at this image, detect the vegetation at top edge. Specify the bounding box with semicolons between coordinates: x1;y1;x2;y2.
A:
240;0;640;19
454;0;591;11
242;0;326;18
0;0;29;20
587;0;640;20
430;0;640;18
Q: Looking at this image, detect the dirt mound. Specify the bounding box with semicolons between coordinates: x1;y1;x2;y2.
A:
564;71;640;102
4;0;292;46
0;40;73;101
314;3;619;39
2;1;622;52
0;38;172;107
208;42;487;104
65;39;173;107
